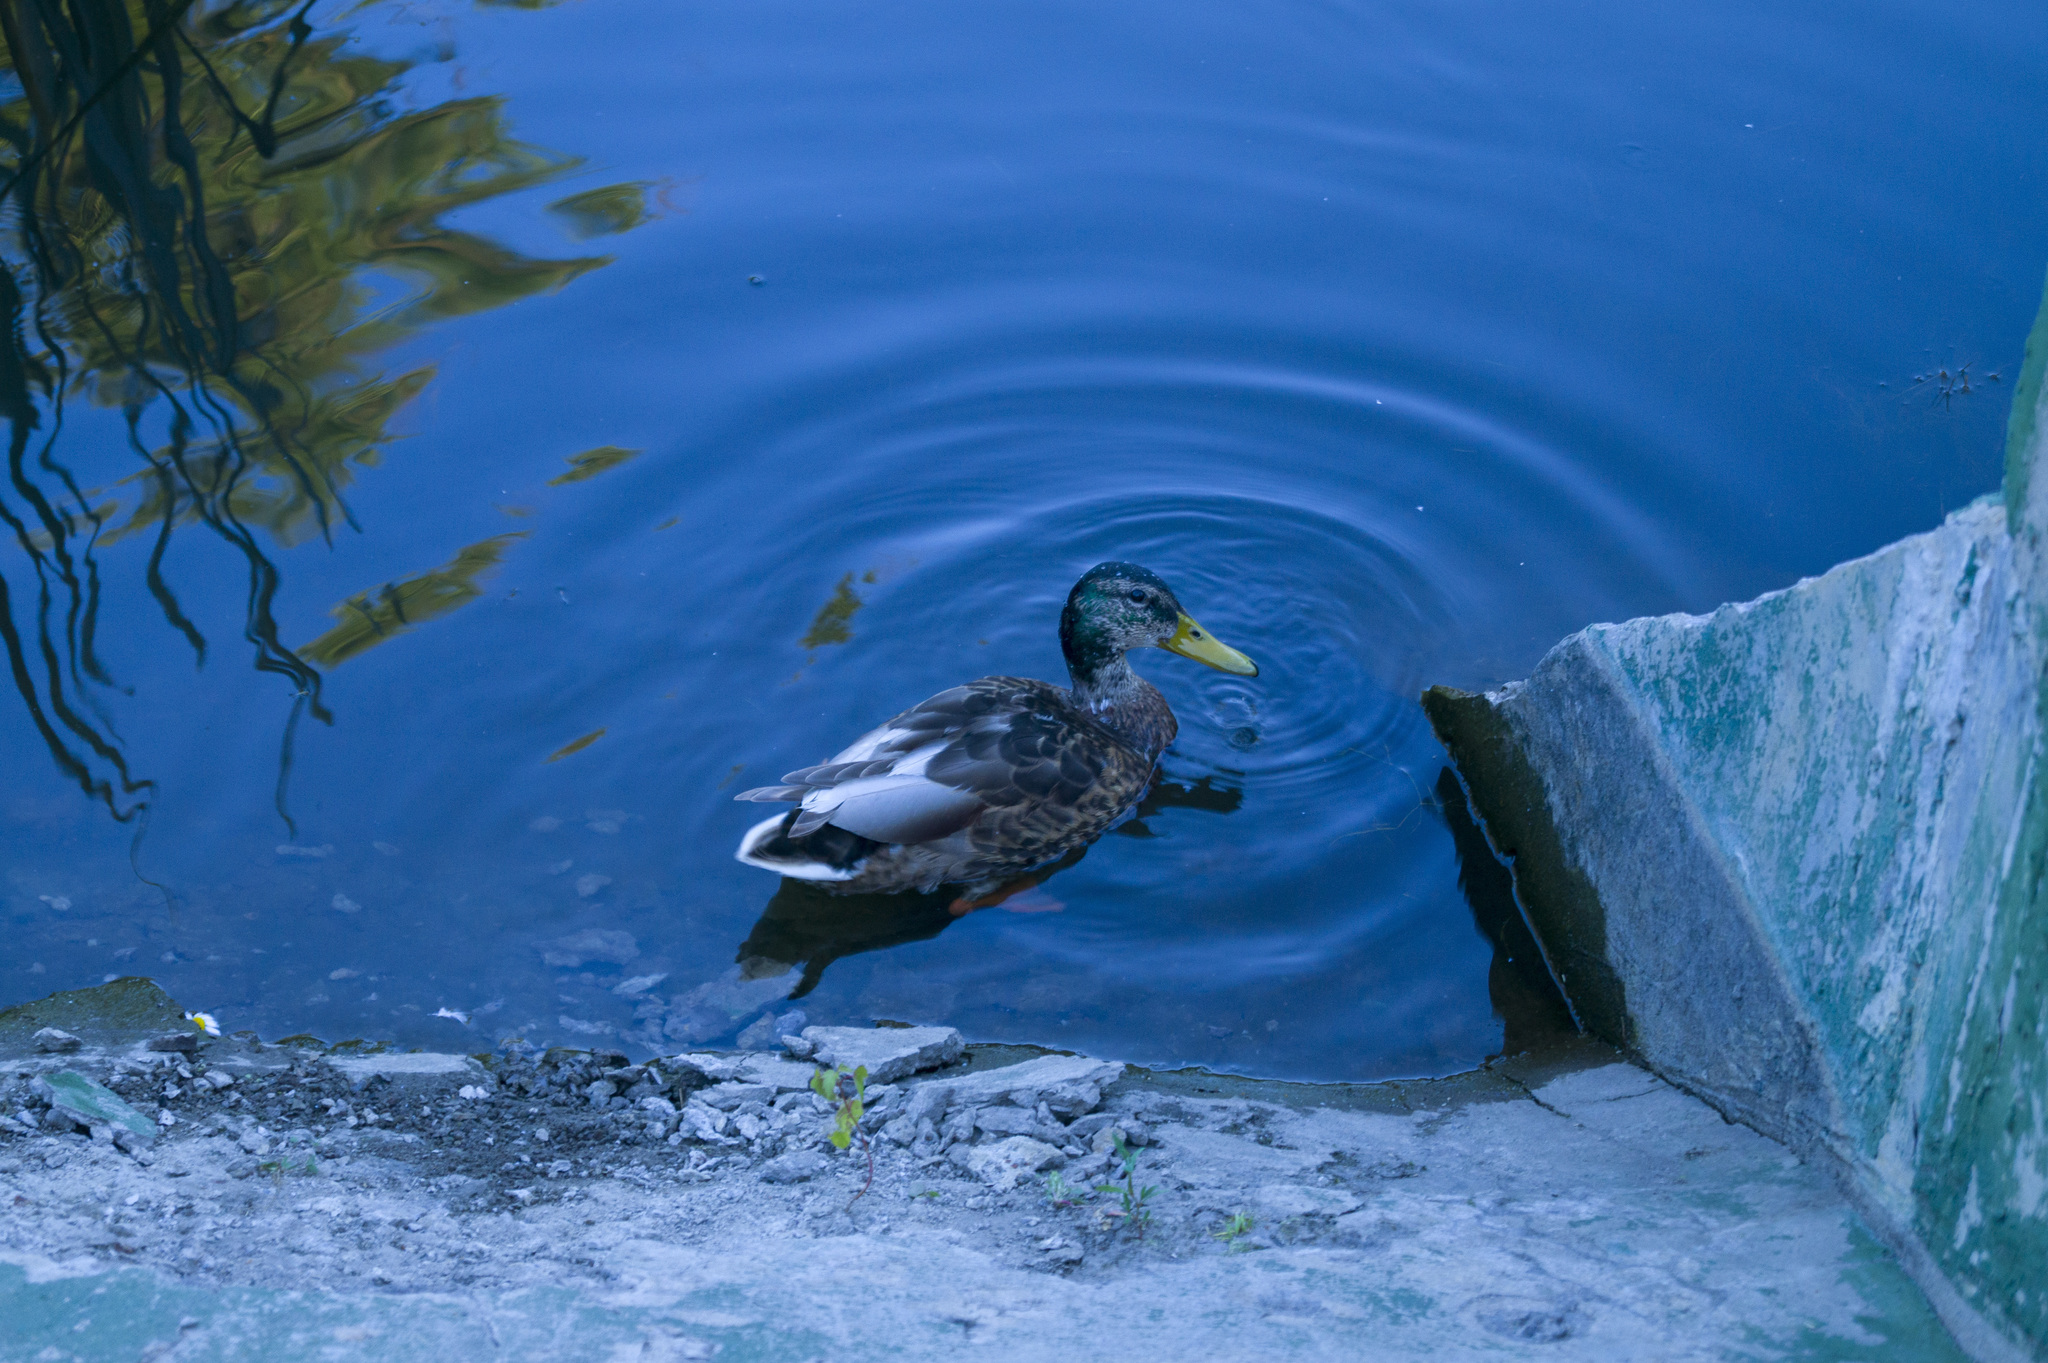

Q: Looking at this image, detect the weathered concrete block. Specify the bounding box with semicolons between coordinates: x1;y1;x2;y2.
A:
799;1025;963;1083
949;1135;1064;1189
1424;274;2048;1363
905;1054;1124;1127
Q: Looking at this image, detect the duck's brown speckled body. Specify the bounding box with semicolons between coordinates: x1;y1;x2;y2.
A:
733;562;1257;896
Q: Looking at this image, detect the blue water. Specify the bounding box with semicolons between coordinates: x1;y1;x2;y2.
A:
1;0;2041;1080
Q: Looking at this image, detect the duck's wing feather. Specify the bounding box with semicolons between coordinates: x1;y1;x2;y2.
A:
733;677;1142;848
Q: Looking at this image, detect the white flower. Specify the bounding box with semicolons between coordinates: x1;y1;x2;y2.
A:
185;1011;221;1037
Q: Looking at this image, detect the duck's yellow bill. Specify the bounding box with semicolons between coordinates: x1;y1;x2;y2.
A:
1162;613;1259;676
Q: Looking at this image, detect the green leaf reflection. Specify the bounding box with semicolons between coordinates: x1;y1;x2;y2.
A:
547;445;644;486
299;533;527;667
549;183;653;238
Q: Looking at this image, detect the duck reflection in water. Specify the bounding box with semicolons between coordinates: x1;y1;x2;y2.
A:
733;770;1245;1000
732;561;1257;906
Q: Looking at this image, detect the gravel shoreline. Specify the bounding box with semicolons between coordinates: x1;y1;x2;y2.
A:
0;982;1968;1361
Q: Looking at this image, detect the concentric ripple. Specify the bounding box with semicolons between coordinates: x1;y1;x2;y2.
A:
18;0;2022;1082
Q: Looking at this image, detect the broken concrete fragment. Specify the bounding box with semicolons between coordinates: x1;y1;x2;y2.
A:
667;1053;748;1084
34;1071;156;1143
949;1135;1064;1190
31;1027;80;1053
972;1106;1064;1144
758;1151;828;1184
905;1054;1123;1127
799;1025;963;1084
698;1082;776;1110
737;1055;817;1092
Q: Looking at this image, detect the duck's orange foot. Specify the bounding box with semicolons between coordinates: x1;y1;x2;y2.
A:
948;876;1049;916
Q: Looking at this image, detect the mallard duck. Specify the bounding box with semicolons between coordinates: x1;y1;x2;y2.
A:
734;561;1258;897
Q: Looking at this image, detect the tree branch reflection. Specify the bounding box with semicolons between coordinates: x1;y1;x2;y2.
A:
0;0;634;831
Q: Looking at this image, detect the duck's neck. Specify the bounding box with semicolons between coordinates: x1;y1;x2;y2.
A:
1068;652;1177;760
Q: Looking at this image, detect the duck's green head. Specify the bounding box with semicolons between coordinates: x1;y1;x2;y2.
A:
1059;561;1259;682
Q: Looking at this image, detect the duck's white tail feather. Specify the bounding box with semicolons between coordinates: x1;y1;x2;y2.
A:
734;812;863;881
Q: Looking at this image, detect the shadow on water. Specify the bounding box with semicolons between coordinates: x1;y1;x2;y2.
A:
0;0;635;841
684;767;1247;1035
695;765;1570;1060
1433;767;1577;1054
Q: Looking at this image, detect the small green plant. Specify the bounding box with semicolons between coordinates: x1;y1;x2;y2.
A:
1094;1132;1158;1238
1042;1169;1089;1209
913;1189;943;1200
1212;1210;1254;1247
810;1064;873;1209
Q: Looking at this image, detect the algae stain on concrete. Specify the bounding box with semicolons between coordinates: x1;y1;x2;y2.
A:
1734;1226;1971;1363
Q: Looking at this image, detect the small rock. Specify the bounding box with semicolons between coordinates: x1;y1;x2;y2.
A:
949;1136;1064;1190
737;1055;819;1092
669;1053;749;1084
1038;1080;1104;1120
782;1035;817;1060
540;929;639;968
699;1082;776;1111
738;1007;809;1050
759;1151;828;1184
801;1025;964;1084
1037;1235;1085;1265
974;1106;1065;1144
32;1027;81;1054
147;1033;198;1055
680;1104;729;1142
612;973;668;998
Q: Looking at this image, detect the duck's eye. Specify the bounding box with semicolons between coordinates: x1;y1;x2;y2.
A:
1128;589;1149;604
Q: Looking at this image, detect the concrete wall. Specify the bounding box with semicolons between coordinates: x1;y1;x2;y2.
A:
1423;272;2048;1363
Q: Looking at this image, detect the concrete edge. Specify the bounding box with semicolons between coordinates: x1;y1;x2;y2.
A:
1421;659;2038;1363
2005;261;2048;530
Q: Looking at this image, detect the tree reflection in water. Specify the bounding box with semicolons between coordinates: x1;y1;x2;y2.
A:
0;0;637;833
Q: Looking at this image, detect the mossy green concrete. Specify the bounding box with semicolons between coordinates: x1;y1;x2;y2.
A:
1426;278;2048;1362
0;978;187;1052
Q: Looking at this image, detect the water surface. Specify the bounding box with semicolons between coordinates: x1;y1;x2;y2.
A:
1;0;2041;1080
